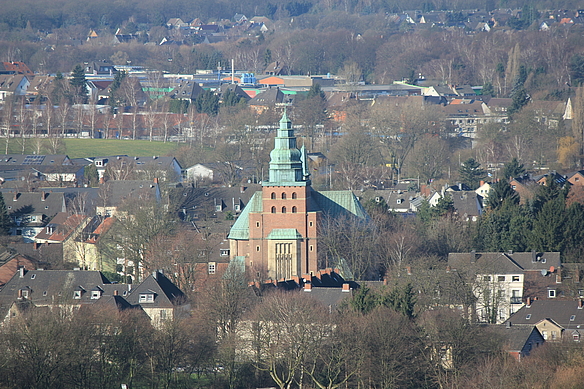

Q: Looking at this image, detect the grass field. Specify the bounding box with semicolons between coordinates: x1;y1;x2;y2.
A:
0;138;181;158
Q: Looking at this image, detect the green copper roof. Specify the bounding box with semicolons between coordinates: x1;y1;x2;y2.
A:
227;191;262;240
266;229;303;240
264;112;310;187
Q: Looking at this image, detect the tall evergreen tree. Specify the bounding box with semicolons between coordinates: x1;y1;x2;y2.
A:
459;158;486;190
69;64;87;103
487;179;519;210
502;157;525;180
0;192;10;235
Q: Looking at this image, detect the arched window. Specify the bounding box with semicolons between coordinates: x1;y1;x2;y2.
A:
281;192;286;199
271;192;276;199
271;206;276;213
292;206;297;213
282;206;287;214
292;192;297;199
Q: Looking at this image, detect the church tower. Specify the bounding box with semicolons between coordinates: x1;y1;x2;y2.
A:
228;113;368;281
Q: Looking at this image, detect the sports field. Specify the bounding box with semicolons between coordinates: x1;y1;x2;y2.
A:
0;138;180;158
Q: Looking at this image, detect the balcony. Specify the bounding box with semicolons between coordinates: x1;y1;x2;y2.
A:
510;297;523;304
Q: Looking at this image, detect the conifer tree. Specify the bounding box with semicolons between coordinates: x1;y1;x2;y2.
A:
0;192;11;235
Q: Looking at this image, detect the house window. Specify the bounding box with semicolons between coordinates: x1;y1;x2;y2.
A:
549;289;556;298
234;204;240;212
271;206;276;213
281;192;286;199
282;206;286;213
498;276;505;282
22;290;29;299
30;274;36;279
160;309;167;320
292;206;297;213
139;294;155;303
256;246;260;252
208;262;216;274
91;291;101;299
574;332;580;342
271;192;276;199
220;249;230;257
73;290;82;299
570;315;576;321
256;221;260;227
483;276;492;282
292;192;297;199
542;331;548;340
552;331;558;340
42;291;47;296
526;314;531;320
512;276;520;281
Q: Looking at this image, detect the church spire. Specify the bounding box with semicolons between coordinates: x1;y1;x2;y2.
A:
264;111;311;187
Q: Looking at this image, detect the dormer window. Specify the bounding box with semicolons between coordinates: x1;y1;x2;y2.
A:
139;293;155;303
91;290;102;299
73;290;82;299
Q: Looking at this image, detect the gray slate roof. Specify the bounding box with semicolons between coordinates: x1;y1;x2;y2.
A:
507;300;584;328
126;271;186;308
448;252;561;274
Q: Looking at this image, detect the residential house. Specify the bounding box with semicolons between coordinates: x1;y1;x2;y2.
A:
0;75;29;101
0;62;34;76
475;181;492;207
506;299;584;342
495;324;545;361
73;215;116;271
126;270;189;328
264;61;290;76
567;170;584;187
169;80;205;101
0;247;37;287
96;179;161;217
33;212;91;265
448;251;561;324
0;268;189;327
248;87;290;114
6;191;66;242
90;155;182;181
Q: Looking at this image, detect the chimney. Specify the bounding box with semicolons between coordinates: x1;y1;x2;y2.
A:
41;191;47;201
526;297;531;307
556;272;562;284
479;180;485;187
471;250;477;263
19;267;25;278
406;266;412;276
304;283;312;292
13;192;18;201
152;271;157;280
342;283;351;292
18;289;22;299
383;278;387;286
99;177;105;184
446;265;451;273
506;321;511;328
240;185;245;193
114;290;119;296
579;300;583;309
153;177;159;184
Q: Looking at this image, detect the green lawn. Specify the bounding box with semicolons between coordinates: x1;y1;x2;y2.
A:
0;138;180;158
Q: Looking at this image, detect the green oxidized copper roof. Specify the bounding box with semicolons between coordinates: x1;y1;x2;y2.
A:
266;229;303;240
227;189;369;241
227;191;262;240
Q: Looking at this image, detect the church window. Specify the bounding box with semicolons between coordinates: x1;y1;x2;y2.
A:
271;206;276;213
292;192;297;199
309;221;313;227
310;245;313;251
282;206;287;213
281;192;286;199
292;206;297;213
271;192;276;199
256;246;260;251
256;221;260;227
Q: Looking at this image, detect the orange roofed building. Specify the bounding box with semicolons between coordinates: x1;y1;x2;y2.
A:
228;113;368;281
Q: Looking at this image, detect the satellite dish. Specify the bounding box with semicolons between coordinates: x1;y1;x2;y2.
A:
550;266;555;273
541;269;548;276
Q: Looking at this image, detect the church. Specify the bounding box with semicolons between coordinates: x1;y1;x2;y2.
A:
228;112;368;281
